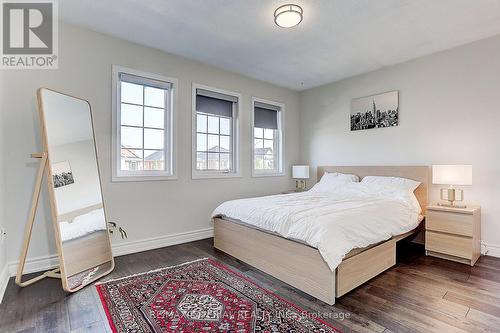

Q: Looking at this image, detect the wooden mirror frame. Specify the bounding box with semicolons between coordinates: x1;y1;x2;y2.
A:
16;88;114;292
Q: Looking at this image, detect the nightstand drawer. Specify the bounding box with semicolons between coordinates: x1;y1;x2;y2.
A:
426;231;472;259
426;210;473;237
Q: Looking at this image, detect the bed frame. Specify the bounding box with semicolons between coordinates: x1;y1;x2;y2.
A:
214;165;430;305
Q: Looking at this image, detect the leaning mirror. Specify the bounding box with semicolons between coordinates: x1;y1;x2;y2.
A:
37;88;114;292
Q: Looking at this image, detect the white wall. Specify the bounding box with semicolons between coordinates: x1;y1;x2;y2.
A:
51;140;102;214
0;71;7;301
0;22;300;266
300;35;500;255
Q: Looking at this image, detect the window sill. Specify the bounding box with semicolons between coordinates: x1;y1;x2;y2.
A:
192;172;242;180
112;174;178;182
252;171;285;178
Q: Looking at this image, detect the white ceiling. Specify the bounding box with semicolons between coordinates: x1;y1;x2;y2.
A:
60;0;500;91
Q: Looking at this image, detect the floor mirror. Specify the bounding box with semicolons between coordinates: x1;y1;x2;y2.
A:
16;88;114;292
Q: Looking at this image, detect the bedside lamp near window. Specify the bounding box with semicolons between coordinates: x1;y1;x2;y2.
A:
432;165;472;208
292;165;310;191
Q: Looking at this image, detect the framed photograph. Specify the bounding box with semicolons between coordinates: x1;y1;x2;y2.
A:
350;90;399;131
52;161;75;188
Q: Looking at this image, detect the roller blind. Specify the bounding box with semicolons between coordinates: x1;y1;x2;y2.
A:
196;89;237;118
254;102;280;129
120;73;172;90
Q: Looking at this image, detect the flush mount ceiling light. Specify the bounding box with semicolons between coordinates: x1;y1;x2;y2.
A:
274;4;303;28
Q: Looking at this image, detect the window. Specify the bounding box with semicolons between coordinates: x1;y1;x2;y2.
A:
193;84;240;178
112;66;177;181
252;98;284;176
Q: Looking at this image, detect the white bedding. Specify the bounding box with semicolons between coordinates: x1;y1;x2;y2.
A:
59;208;107;242
212;182;421;271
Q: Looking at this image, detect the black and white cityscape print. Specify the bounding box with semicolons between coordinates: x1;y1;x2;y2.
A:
52;161;75;188
350;90;399;131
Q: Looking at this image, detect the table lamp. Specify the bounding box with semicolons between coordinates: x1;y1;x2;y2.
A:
432;165;472;208
292;165;310;191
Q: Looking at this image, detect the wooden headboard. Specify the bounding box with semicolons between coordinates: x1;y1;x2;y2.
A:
317;166;430;214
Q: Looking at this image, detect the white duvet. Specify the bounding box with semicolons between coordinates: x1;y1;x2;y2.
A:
212;183;421;271
59;208;107;242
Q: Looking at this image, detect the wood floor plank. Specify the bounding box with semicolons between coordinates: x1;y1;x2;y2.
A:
444;291;500;318
359;286;472;333
470;265;500;283
66;285;103;331
466;307;500;329
465;275;500;295
473;256;500;268
339;289;421;333
34;281;70;333
368;275;469;318
70;320;107;333
393;264;500;300
369;270;449;298
365;284;500;333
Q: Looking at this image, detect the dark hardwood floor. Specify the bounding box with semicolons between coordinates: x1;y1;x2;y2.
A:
1;239;500;333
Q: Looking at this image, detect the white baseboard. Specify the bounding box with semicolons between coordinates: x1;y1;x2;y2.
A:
0;264;8;304
481;241;500;258
7;227;214;277
7;253;59;276
112;227;214;257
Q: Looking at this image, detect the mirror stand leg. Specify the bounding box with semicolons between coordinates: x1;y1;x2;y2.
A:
15;152;61;287
16;268;61;287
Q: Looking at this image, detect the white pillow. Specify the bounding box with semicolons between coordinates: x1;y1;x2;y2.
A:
361;176;420;191
310;172;359;192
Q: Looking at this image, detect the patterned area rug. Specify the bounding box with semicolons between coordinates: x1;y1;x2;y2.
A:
96;258;341;333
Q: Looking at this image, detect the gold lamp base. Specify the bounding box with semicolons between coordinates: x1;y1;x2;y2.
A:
295;179;307;191
438;187;467;208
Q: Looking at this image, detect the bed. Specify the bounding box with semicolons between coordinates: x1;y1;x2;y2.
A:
59;207;107;242
212;166;430;305
57;205;111;277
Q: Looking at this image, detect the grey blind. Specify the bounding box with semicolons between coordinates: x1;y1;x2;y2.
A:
120;73;172;90
197;88;238;103
196;90;235;118
254;102;280;129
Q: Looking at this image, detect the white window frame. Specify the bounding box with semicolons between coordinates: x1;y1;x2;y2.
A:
111;65;178;182
251;97;285;177
192;83;241;179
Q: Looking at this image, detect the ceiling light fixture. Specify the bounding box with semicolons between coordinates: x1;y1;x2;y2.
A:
274;4;303;28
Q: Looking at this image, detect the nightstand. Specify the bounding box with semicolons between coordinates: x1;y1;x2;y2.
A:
425;204;481;266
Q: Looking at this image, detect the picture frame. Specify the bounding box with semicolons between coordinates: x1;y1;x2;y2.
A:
350;90;399;131
52;160;75;188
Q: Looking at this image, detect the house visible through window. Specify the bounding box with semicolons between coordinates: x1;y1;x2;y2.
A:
253;100;283;175
194;87;239;177
112;66;176;181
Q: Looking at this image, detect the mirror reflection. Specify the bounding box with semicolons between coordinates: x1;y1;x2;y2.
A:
40;89;113;291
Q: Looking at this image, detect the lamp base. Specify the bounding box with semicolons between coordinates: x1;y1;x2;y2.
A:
439;187;466;208
295;180;307;191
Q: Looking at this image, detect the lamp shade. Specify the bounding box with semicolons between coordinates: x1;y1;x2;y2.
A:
292;165;310;179
432;165;472;186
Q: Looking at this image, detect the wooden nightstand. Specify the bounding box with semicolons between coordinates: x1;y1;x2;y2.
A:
425;204;481;266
